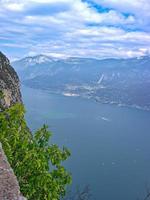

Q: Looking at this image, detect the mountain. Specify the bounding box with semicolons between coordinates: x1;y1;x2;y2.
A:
12;55;150;110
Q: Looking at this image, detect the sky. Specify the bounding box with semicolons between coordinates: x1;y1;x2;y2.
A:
0;0;150;60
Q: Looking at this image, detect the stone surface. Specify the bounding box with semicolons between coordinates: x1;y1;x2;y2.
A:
0;51;22;109
0;143;26;200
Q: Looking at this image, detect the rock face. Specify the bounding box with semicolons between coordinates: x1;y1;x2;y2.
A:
0;143;26;200
0;52;26;199
0;52;22;108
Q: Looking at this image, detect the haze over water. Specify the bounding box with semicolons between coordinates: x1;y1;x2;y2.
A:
22;85;150;200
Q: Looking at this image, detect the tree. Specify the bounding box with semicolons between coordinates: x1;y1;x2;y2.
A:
0;103;71;200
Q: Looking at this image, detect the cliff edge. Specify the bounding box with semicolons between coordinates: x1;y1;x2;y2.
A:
0;52;22;109
0;52;26;200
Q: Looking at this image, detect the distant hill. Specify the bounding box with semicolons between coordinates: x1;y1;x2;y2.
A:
12;55;150;110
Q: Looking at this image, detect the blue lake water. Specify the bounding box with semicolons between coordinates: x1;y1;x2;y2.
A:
22;85;150;200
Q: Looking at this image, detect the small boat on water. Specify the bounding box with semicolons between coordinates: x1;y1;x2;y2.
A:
101;117;110;122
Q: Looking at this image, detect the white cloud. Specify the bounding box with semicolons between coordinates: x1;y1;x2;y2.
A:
5;3;24;11
92;0;150;27
92;0;150;14
0;0;150;58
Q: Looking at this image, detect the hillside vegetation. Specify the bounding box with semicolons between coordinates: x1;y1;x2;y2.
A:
0;103;71;200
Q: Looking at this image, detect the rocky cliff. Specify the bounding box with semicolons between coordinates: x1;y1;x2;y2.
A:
0;52;26;200
0;51;22;109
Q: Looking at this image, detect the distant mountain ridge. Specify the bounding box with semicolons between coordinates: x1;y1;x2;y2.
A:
12;55;150;111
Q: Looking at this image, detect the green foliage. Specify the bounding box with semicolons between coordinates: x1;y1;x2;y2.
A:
0;104;71;200
0;90;4;99
0;90;5;110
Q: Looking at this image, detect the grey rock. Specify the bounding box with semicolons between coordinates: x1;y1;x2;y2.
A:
0;142;27;200
0;51;22;109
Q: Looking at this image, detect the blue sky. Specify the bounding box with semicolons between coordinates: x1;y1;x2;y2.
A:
0;0;150;60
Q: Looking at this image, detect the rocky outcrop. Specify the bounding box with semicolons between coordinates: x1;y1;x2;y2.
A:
0;143;26;200
0;52;26;199
0;51;22;109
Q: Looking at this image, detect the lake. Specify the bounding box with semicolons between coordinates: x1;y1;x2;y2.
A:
22;85;150;200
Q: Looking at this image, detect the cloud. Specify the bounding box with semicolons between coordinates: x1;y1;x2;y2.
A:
0;0;150;59
92;0;150;29
92;0;150;15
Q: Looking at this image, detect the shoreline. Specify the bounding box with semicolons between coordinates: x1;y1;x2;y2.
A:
21;84;150;112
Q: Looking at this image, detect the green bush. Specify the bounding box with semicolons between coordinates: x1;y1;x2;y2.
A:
0;103;71;200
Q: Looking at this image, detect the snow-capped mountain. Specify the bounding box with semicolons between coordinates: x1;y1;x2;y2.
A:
13;55;60;70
